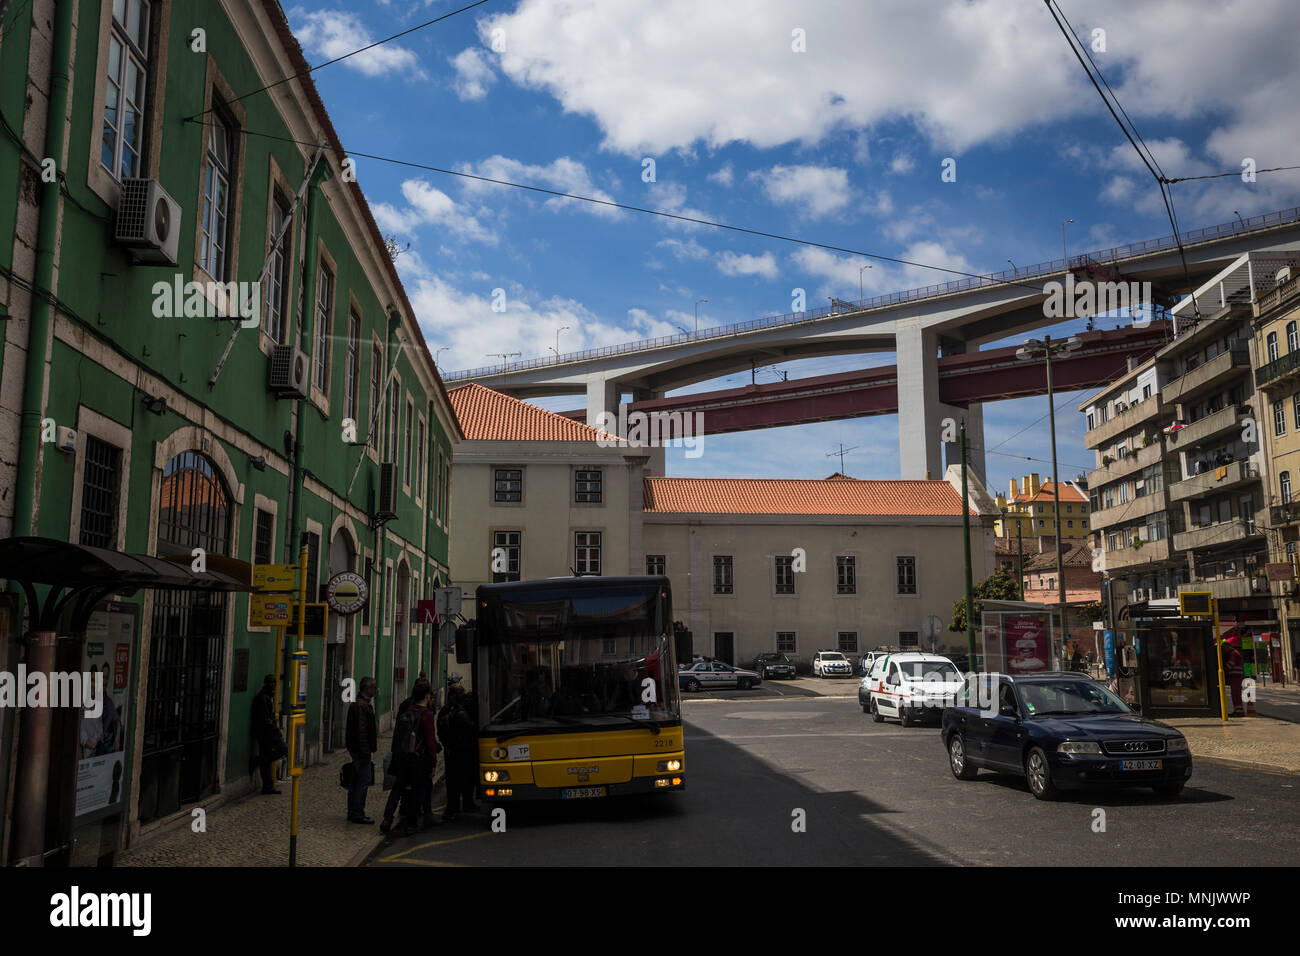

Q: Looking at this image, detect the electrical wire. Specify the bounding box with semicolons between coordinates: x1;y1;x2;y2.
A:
185;0;494;120
1166;165;1300;184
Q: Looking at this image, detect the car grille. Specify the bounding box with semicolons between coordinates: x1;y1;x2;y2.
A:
1100;738;1167;756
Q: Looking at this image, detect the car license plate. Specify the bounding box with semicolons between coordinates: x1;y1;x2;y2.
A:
1118;759;1163;771
562;787;606;799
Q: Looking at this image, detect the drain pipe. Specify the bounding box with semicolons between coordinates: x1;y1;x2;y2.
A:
9;0;75;868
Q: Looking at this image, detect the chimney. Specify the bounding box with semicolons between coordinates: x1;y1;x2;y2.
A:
1009;478;1019;498
1026;473;1041;494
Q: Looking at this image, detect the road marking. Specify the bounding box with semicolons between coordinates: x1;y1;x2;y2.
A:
377;830;491;863
696;731;921;740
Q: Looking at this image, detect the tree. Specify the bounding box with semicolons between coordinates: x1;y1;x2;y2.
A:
950;568;1022;633
383;233;409;261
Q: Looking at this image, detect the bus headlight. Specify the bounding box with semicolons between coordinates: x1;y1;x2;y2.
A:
657;759;682;772
483;770;509;783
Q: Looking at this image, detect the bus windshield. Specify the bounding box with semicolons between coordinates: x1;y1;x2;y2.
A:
477;586;681;734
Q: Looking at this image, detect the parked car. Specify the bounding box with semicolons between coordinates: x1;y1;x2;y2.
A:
812;649;854;678
859;646;900;676
941;672;1193;800
859;653;894;713
753;652;797;680
678;660;763;692
870;653;964;726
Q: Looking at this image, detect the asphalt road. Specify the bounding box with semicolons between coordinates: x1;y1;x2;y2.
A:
367;695;1299;867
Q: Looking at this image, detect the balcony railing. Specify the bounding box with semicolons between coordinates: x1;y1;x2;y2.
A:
1168;459;1260;502
1103;537;1172;570
1173;518;1260;553
1161;349;1250;404
1254;348;1300;391
1168;404;1242;449
1253;271;1300;318
1084;397;1166;449
1270;500;1300;526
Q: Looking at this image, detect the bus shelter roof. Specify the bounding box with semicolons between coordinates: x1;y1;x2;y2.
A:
0;536;252;593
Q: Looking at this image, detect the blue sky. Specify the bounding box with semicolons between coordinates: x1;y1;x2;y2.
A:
285;0;1300;496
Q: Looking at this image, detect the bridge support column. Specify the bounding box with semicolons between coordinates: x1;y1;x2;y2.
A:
896;327;944;479
631;388;667;476
941;401;985;486
585;377;619;428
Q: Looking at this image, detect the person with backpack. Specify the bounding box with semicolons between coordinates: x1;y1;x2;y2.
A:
438;677;479;821
396;679;439;836
379;690;414;834
344;676;378;824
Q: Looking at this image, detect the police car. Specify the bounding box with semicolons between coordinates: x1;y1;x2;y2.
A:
812;649;854;678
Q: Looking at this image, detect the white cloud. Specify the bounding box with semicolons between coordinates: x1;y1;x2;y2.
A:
716;250;778;280
450;48;496;100
707;163;735;187
889;154;915;175
289;9;425;79
657;237;710;261
751;164;852;218
1100;176;1137;203
372;178;497;245
456;155;622;219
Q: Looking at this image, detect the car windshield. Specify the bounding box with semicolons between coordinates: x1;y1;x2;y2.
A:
898;660;960;681
1018;679;1131;716
822;653;846;661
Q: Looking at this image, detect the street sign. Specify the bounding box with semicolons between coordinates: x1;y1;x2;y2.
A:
249;593;292;627
435;586;462;618
415;600;439;626
1179;591;1213;616
325;570;368;616
922;615;943;640
253;563;299;592
287;602;329;638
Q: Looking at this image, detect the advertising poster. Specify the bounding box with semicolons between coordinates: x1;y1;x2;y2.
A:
76;606;136;817
1003;613;1051;674
1146;625;1207;708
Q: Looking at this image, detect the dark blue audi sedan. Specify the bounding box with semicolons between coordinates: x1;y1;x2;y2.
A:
941;672;1193;800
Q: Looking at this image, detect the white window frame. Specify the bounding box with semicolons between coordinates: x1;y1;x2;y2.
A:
895;554;918;596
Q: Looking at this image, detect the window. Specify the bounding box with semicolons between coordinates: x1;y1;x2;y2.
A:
404;398;414;486
494;468;522;502
79;436;123;548
575;469;603;503
253;507;275;566
1283;472;1293;505
1103;487;1115;508
837;631;858;653
313;265;334;392
898;631;919;648
101;0;151;180
1294;392;1300;431
442;460;451;521
646;554;666;576
1107;532;1118;551
343;311;360;425
1067;520;1074;528
436;450;445;521
774;555;795;594
1289;321;1298;353
492;531;521;583
1065;504;1072;513
1268;332;1279;363
1038;519;1045;529
775;631;796;653
574;532;601;575
713;556;733;594
416;419;426;499
896;555;917;595
387;390;399;464
369;343;382;443
836;555;856;594
1274;399;1286;437
264;193;291;343
1086;412;1095;430
200;111;233;278
383;563;391;628
1118;483;1130;504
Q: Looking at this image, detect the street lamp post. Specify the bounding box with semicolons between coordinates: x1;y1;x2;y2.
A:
1061;218;1074;269
859;264;872;302
1017;333;1082;659
551;325;570;358
694;298;708;334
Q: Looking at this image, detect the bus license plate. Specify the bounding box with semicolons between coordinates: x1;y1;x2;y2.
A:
1119;759;1162;771
562;787;606;799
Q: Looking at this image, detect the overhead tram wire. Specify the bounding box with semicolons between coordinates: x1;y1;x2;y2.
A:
185;0;494;120
183;121;1061;295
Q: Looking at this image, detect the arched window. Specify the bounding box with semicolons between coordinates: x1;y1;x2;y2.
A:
1282;471;1292;504
1289;322;1298;353
1268;332;1279;362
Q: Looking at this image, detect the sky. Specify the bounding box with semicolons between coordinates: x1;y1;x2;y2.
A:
284;0;1300;495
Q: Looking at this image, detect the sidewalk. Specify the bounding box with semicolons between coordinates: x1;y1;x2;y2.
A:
1165;716;1300;775
118;730;443;867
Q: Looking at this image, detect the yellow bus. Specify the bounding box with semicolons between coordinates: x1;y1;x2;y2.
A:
455;575;688;802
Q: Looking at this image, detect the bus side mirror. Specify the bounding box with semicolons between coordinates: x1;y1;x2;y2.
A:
455;623;475;665
674;628;693;668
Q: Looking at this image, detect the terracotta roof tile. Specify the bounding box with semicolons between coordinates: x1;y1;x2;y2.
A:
643;476;975;516
1024;543;1094;570
450;383;620;442
1015;481;1089;504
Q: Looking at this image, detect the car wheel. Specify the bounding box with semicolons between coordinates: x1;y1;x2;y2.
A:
899;705;914;728
871;700;884;723
1153;780;1185;798
686;678;701;692
1025;747;1060;801
737;677;752;690
948;733;977;780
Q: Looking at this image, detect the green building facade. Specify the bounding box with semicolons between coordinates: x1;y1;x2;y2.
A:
0;0;460;863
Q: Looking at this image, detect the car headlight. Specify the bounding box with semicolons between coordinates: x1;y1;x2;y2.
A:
483;770;510;783
1166;737;1189;753
1057;741;1102;755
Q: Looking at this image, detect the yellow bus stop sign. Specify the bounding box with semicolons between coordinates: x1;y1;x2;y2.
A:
253;563;299;592
249;593;292;627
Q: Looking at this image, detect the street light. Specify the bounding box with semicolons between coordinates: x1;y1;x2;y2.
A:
550;325;570;358
434;346;449;367
1007;258;1016;275
676;325;691;336
1061;218;1074;269
859;263;873;302
694;298;708;334
1234;209;1246;229
1016;334;1083;658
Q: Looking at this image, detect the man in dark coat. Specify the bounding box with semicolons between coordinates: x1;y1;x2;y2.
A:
345;677;378;823
438;678;479;820
251;675;285;795
398;680;439;836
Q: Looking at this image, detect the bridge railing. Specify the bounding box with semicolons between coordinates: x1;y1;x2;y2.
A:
443;205;1300;382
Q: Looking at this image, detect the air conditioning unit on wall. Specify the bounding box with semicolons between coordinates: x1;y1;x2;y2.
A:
375;462;398;522
115;178;181;265
268;345;310;398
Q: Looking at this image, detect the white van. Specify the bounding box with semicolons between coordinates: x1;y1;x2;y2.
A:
869;653;964;727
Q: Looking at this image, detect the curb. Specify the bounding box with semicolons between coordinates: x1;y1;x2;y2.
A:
1193;754;1300;776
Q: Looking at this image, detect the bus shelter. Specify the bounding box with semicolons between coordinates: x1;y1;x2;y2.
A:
1118;602;1220;719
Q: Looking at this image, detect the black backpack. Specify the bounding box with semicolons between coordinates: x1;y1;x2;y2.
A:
394;706;425;756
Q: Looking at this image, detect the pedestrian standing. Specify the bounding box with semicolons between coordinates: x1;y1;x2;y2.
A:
438;678;479;821
380;690;413;834
251;675;285;795
1222;636;1246;717
397;680;439;836
345;676;378;823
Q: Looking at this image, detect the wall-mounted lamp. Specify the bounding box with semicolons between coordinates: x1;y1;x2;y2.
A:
142;394;167;415
250;455;267;472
